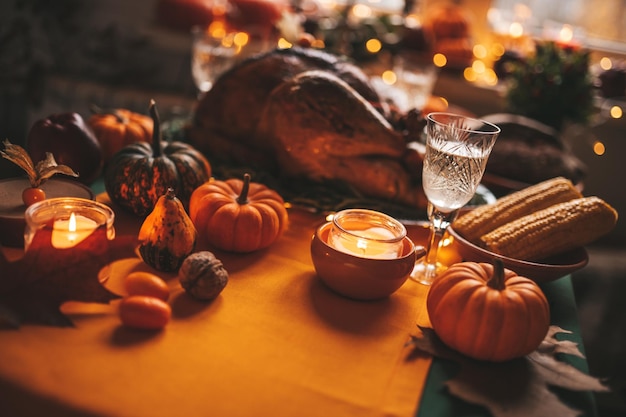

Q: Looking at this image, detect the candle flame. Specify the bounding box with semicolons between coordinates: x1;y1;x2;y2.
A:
68;212;77;233
356;238;368;253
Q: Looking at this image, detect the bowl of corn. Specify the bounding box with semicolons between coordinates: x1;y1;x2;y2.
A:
447;226;589;282
446;176;619;282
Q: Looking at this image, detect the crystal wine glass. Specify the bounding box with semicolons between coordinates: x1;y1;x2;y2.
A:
411;112;500;285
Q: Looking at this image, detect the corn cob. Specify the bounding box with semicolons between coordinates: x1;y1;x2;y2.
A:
480;196;618;261
452;177;582;242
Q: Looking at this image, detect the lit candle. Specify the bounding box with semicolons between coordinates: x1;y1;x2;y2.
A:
24;197;115;252
23;197;116;282
51;212;99;249
328;209;406;260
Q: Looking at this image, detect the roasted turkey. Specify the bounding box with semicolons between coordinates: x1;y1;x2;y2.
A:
188;46;589;208
187;46;427;209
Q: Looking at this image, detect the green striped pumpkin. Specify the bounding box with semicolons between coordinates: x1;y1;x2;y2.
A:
104;100;211;217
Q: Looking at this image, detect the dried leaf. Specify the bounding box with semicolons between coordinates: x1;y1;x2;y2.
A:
34;152;59;172
38;159;79;183
0;227;138;328
537;326;585;358
1;139;37;184
408;326;609;417
1;141;79;187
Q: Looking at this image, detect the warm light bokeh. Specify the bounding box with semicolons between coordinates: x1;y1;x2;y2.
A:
593;141;606;156
381;69;397;85
600;57;613;70
366;38;382;53
433;53;447;67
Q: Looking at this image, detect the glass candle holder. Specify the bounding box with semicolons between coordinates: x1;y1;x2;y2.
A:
328;209;407;260
24;198;116;282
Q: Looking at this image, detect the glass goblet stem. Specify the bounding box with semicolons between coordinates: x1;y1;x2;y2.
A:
412;203;459;285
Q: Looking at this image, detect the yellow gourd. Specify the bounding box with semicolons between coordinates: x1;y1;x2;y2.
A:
138;188;197;272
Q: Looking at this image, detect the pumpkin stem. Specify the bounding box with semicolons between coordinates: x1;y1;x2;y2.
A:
89;104;128;124
165;187;176;200
236;173;251;204
487;258;507;291
149;99;163;157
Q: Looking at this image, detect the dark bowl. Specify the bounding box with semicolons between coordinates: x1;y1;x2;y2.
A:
310;222;425;300
447;226;589;283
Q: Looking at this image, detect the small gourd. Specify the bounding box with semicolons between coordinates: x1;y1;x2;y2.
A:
138;188;197;272
189;173;288;253
178;251;228;300
426;258;550;362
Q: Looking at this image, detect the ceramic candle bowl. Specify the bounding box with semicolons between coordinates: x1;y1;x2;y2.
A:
311;221;425;300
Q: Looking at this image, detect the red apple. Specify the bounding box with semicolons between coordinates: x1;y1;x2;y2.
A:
26;112;103;185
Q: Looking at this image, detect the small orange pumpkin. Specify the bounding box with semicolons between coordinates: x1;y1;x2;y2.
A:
88;105;153;163
189;173;288;253
426;259;550;362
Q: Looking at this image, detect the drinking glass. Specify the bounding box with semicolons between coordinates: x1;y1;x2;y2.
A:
393;52;438;112
411;112;500;285
191;26;242;95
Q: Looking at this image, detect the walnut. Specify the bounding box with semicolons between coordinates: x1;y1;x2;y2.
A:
178;251;228;301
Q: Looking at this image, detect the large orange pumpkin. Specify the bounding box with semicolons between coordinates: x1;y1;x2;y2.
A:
426;259;550;362
88;106;153;163
189;173;288;252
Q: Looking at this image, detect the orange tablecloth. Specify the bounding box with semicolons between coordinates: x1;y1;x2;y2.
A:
0;199;434;417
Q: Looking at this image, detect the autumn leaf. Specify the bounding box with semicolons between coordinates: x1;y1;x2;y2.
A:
0;227;138;328
408;326;609;417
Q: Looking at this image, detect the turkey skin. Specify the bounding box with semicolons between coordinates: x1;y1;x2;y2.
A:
188;47;426;208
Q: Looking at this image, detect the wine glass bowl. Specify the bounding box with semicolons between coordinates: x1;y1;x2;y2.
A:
393;52;438;112
191;26;243;94
411;112;500;285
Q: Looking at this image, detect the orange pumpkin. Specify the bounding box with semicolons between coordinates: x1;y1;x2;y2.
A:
88;106;153;163
426;259;550;362
189;173;288;252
